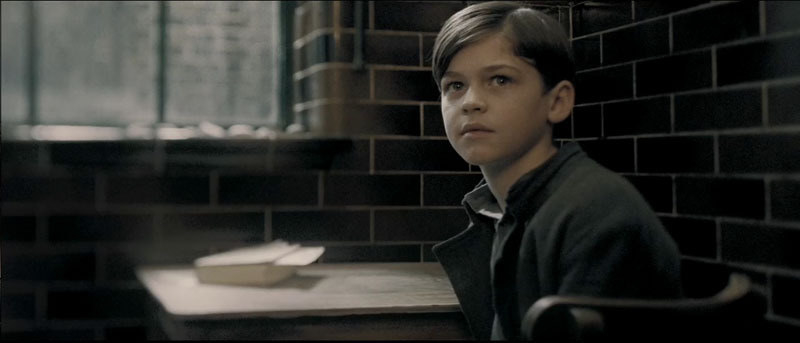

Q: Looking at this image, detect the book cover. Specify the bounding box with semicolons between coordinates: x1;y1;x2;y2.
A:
194;240;325;287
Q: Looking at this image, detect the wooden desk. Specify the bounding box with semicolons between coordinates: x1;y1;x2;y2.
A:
136;262;472;340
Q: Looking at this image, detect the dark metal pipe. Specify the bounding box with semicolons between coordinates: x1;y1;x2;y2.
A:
26;1;39;125
353;1;365;71
156;1;168;123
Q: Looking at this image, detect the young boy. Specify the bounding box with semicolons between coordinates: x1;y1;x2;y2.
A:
430;2;682;340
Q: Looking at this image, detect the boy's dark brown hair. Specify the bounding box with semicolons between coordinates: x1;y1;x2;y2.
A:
432;1;574;92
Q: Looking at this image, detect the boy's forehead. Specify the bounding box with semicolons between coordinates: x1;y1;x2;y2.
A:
446;34;525;73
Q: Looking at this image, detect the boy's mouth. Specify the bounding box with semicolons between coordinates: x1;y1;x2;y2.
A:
461;123;494;136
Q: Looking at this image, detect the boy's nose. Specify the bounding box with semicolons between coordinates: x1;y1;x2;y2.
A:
461;88;486;114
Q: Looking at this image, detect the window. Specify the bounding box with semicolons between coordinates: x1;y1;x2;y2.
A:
1;1;291;136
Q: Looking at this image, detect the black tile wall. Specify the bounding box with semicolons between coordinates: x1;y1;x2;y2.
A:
603;18;668;64
572;104;602;138
307;103;421;136
603;96;670;136
766;1;800;34
2;251;95;281
374;70;440;101
768;83;800;126
104;246;211;281
719;134;800;173
324;174;420;206
1;176;96;204
1;330;97;341
721;222;800;270
659;216;716;259
327;139;371;170
324;68;374;100
577;138;634;172
374;139;467;171
572;36;601;70
272;210;370;242
47;289;148;319
423;174;483;206
680;259;733;297
423;105;446;136
676;177;764;219
374;209;467;241
164;140;270;171
338;0;369;29
672;1;759;52
637;136;714;173
572;1;632;37
320;244;421;263
771;180;800;222
104;327;148;341
374;1;463;32
50;141;155;170
575;64;633;104
297;34;339;71
636;50;712;96
1;216;36;241
218;174;318;205
624;175;672;213
48;215;154;242
0;141;40;170
422;35;436;67
327;33;422;67
366;33;420;66
268;139;368;171
674;88;762;132
717;35;800;86
2;293;36;321
633;1;707;21
106;176;208;204
553;115;573;139
298;68;370;102
772;274;800;320
161;213;265;243
2;0;799;338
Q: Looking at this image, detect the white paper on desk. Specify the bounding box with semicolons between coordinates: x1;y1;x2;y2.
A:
193;240;326;287
274;247;326;266
195;239;308;267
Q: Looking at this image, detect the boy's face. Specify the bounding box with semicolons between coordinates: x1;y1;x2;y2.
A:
440;33;556;169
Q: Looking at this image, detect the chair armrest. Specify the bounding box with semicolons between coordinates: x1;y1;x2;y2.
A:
521;274;760;341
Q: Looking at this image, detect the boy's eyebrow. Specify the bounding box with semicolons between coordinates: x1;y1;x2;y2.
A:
481;64;521;73
443;63;522;78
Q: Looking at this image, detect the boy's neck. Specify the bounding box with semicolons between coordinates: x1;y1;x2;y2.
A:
480;143;558;213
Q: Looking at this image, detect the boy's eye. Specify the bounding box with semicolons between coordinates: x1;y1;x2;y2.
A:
445;81;464;92
492;75;511;85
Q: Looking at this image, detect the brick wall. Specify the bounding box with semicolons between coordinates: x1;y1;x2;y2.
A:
566;0;800;334
2;0;799;339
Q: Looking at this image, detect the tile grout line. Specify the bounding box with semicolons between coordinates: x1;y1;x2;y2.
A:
369;209;375;243
264;206;273;242
762;82;769;127
759;1;767;36
318;172;325;207
764;177;772;222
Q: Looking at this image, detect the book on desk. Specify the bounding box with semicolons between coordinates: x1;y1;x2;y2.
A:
193;239;325;287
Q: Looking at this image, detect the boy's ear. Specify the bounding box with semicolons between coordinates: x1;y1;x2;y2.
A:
546;80;575;124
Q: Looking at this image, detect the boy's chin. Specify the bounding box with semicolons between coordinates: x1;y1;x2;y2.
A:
459;154;496;168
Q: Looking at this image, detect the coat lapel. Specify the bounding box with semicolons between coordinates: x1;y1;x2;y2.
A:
433;218;494;340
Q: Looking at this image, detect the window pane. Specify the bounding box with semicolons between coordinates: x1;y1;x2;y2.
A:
1;1;27;124
166;1;277;126
38;1;157;126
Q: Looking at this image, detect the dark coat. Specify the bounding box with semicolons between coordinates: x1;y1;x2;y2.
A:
433;143;682;340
